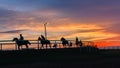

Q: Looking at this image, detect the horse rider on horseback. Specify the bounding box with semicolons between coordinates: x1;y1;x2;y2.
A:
75;37;83;47
19;34;24;41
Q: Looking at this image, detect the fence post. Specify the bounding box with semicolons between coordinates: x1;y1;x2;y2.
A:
0;44;2;50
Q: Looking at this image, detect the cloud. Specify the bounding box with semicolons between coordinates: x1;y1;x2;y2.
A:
0;8;16;17
0;0;120;40
0;29;27;33
1;0;120;25
100;22;120;34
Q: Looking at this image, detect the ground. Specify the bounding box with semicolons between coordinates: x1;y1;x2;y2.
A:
0;47;120;68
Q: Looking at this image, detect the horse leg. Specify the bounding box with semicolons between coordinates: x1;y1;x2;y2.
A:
25;44;28;49
49;44;51;48
18;46;20;50
68;43;71;48
65;44;67;48
63;44;65;48
41;44;43;49
20;46;22;49
46;44;47;49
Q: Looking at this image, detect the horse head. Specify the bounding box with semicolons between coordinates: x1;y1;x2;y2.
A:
13;37;19;41
38;37;45;41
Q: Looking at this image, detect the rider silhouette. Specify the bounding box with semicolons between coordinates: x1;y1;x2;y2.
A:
61;37;65;40
19;34;24;41
41;35;45;40
76;37;79;45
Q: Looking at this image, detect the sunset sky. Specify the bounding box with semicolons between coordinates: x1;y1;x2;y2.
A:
0;0;120;44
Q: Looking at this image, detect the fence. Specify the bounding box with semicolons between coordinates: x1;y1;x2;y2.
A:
0;40;95;50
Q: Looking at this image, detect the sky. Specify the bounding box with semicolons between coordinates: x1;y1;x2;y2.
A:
0;0;120;43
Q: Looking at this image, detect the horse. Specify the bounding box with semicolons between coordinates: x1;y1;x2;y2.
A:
60;37;69;47
76;40;83;47
38;37;51;49
13;38;31;50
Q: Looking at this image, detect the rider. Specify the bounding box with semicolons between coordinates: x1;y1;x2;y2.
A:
61;37;65;40
76;37;79;45
19;34;24;41
41;35;46;40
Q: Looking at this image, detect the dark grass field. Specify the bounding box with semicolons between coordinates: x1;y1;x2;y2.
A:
0;47;120;68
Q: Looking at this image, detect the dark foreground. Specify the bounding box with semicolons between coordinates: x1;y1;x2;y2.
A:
0;47;120;68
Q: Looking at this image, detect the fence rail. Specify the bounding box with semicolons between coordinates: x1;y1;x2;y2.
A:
0;40;95;50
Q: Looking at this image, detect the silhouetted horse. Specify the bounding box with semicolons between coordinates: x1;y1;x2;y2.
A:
60;37;69;47
13;38;31;50
38;37;51;48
